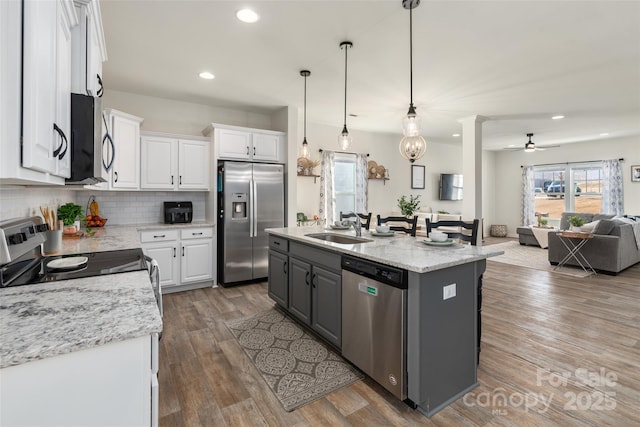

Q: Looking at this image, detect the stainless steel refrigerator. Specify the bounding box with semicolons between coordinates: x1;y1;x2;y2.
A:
217;161;285;286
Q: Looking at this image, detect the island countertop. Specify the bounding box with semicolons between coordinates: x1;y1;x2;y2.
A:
266;225;504;273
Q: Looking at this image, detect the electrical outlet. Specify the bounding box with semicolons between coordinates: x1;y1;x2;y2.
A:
443;283;456;300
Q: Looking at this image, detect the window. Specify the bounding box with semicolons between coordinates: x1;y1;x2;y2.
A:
533;163;603;219
333;154;356;218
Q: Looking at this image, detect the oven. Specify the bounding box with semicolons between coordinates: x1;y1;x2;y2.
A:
0;216;162;317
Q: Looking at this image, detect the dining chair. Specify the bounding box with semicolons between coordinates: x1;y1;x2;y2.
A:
376;215;418;236
426;218;480;245
340;212;372;229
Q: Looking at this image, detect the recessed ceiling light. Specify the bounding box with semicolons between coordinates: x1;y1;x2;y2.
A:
452;133;460;137
600;132;609;136
236;8;259;23
551;115;565;120
199;71;215;80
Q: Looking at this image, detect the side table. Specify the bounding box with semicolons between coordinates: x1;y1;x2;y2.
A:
554;231;596;276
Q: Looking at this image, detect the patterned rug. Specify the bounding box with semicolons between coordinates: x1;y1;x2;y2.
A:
225;308;363;412
488;240;591;278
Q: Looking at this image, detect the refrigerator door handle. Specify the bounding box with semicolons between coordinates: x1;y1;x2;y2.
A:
249;177;254;238
252;179;258;237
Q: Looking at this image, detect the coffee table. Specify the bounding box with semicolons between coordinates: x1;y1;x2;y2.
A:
554;231;596;276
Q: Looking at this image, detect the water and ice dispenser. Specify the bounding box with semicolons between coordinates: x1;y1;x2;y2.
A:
231;193;247;219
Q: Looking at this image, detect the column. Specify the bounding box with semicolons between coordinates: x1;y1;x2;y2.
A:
458;115;487;244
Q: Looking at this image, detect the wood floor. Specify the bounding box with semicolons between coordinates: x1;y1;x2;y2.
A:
158;241;640;426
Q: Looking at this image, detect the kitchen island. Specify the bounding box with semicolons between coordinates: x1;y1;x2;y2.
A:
266;225;503;417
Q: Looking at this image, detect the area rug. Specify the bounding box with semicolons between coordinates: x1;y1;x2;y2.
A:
225;308;363;412
488;241;591;278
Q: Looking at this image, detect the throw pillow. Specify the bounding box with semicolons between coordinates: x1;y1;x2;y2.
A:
593;219;616;235
581;220;600;233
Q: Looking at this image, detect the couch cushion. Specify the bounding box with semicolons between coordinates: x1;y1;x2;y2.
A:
593;214;615;221
581;220;600;233
593;219;617;235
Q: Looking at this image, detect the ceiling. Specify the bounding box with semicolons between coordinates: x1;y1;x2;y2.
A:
100;0;640;151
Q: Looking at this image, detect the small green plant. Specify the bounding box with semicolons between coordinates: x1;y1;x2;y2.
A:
539;218;548;226
57;202;84;226
398;194;421;217
437;210;449;214
568;215;586;227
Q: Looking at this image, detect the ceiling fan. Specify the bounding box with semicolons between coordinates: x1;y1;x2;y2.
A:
504;133;560;152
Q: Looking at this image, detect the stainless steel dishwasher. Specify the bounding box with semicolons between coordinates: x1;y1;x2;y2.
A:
341;255;408;400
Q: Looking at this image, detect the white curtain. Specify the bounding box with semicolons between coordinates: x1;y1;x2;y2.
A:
602;159;624;215
521;166;535;225
355;153;368;213
319;150;336;225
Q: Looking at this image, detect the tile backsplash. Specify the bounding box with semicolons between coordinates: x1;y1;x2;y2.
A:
0;187;206;225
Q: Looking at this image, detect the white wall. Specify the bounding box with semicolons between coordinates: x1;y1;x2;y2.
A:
493;135;640;236
103;90;274;136
295;121;467;223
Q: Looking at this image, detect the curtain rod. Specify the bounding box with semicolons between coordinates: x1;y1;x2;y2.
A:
319;148;369;157
520;158;624;168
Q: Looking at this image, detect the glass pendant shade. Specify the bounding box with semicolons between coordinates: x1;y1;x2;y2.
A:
338;126;351;150
524;141;535;152
402;106;421;136
399;134;426;163
301;138;310;158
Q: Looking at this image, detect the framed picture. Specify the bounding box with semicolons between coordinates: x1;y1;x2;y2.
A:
411;164;425;189
632;165;640;182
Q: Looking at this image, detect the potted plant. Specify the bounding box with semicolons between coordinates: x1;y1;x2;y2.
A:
57;202;84;233
567;215;586;232
398;194;421;217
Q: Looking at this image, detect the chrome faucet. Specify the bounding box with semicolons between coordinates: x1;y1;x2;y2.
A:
346;213;362;237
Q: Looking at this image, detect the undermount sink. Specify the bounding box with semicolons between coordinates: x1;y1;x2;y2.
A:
305;233;373;244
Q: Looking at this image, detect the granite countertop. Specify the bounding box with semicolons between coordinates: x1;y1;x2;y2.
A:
0;222;211;369
0;271;162;369
59;221;214;255
267;226;504;273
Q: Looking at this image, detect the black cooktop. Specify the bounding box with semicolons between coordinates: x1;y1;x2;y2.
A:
0;248;147;288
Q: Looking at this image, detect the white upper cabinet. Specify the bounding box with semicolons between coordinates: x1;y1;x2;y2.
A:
216;128;253;160
71;0;107;96
203;124;285;164
104;109;143;190
140;133;210;191
252;132;283;162
21;0;77;180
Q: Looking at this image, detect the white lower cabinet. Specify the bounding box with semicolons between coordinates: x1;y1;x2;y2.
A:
0;334;158;427
141;227;214;293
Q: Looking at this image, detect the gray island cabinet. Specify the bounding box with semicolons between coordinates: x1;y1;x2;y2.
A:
266;226;503;417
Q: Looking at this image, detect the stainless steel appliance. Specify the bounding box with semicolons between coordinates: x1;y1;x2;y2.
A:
0;217;162;317
67;93;112;184
341;255;408;400
217;161;284;285
164;201;193;224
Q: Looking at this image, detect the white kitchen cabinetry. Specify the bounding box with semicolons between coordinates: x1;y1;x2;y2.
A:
180;228;214;284
0;334;158;427
203;124;285;164
140;229;180;289
70;0;107;96
1;0;77;185
140;133;210;190
104;109;143;190
140;227;214;293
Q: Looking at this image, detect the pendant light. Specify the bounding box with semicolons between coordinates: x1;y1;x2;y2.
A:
338;41;353;150
399;0;426;163
300;70;311;159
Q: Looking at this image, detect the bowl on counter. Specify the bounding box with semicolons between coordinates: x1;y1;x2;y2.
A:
86;216;107;227
375;225;390;233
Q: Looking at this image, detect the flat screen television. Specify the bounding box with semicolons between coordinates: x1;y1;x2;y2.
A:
439;174;463;200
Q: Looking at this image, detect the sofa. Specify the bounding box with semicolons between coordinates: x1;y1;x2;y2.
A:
547;212;640;274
